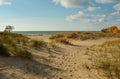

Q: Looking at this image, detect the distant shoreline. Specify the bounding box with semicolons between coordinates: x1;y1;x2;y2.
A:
12;31;100;36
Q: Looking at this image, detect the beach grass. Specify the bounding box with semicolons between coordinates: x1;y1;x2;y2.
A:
0;32;32;58
88;40;120;79
49;32;120;41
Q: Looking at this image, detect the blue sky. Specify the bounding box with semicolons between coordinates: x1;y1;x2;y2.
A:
0;0;120;31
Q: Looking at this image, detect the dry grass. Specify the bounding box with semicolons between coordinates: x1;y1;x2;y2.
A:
50;32;120;41
88;40;120;79
49;32;80;40
32;40;48;48
54;38;71;45
0;32;32;58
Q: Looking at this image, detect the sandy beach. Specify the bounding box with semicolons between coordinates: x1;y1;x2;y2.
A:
1;0;120;78
0;34;119;79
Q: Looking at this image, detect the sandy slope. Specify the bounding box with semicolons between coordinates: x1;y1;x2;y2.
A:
0;36;119;79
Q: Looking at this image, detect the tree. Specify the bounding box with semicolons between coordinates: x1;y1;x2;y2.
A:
4;25;14;32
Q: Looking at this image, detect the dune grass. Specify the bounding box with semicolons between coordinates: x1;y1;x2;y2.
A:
0;32;32;58
54;38;71;45
88;40;120;79
32;40;48;48
0;43;10;57
49;32;120;41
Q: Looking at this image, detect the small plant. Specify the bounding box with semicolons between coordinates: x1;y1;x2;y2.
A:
49;34;66;39
32;40;47;48
55;38;71;45
14;49;32;59
67;32;79;39
48;41;57;48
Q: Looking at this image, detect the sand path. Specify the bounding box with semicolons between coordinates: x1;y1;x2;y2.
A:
47;37;120;79
48;45;99;79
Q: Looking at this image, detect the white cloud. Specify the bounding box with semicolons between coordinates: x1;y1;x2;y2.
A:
53;0;91;8
87;16;107;24
66;11;106;24
87;6;101;11
114;3;120;10
95;0;117;4
0;0;11;5
66;11;89;21
111;11;120;16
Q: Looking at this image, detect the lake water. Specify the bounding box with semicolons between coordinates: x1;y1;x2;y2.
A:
13;31;98;36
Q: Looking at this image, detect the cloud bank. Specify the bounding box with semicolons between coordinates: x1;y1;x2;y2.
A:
53;0;91;8
95;0;118;4
0;0;11;5
87;6;101;11
53;0;120;27
114;3;120;10
66;11;107;24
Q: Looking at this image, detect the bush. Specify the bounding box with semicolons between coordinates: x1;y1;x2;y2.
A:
55;38;71;45
49;34;66;39
0;32;32;58
14;49;32;59
32;40;47;48
0;44;10;57
67;33;80;39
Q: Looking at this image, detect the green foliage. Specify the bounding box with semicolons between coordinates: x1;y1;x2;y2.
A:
0;44;10;57
14;49;32;59
32;40;47;48
0;32;32;59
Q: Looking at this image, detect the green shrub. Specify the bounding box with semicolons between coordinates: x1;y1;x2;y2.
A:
14;49;32;59
0;32;32;58
32;40;47;48
0;44;10;57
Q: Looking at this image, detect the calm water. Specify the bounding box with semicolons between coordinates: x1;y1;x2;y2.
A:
13;31;98;36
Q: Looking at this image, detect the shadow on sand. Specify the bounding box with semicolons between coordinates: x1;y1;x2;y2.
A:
0;73;9;79
0;56;63;79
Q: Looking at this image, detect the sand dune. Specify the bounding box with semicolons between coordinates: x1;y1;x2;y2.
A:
0;35;119;79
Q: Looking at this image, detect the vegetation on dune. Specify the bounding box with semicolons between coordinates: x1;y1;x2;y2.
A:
54;38;71;45
88;40;120;79
0;32;58;58
0;32;32;58
32;40;48;48
49;31;120;41
101;26;120;33
0;43;10;57
49;26;120;41
49;32;80;40
49;32;79;44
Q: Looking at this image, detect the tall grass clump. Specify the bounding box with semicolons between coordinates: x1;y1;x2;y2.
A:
32;40;47;48
90;40;120;79
0;43;10;57
55;38;71;45
0;32;32;59
14;49;32;59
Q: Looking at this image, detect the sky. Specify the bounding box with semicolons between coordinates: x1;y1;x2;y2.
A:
0;0;120;31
